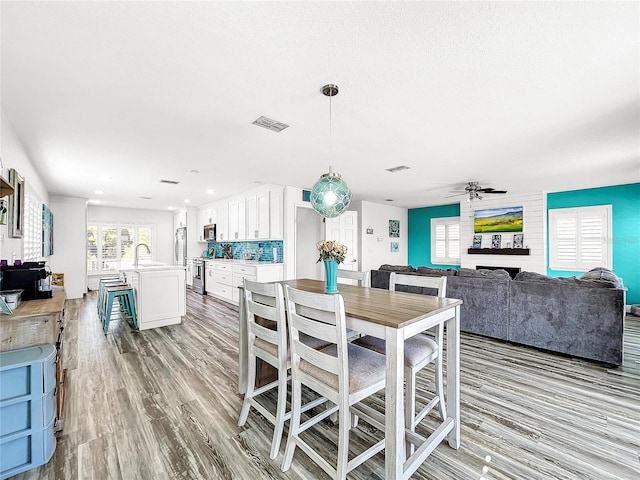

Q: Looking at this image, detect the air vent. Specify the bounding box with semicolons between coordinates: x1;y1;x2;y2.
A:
160;179;180;185
386;165;410;173
140;196;152;200
252;116;290;132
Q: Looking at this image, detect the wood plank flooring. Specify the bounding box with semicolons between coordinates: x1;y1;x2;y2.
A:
13;290;640;479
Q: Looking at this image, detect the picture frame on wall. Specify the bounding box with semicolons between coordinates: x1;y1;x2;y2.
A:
8;168;25;238
472;234;482;249
390;241;399;253
389;219;400;238
513;234;524;248
491;234;501;249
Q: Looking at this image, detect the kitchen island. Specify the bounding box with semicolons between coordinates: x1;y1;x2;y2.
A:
123;264;186;330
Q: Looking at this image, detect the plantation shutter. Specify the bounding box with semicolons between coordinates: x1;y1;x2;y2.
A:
549;205;611;271
431;217;461;265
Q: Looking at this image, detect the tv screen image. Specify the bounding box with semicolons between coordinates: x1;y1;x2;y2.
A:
474;206;523;234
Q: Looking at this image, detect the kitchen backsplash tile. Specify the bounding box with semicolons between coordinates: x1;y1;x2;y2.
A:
207;240;283;263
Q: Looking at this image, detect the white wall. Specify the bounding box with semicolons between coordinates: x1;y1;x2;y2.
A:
360;201;408;273
49;196;88;299
88;205;175;265
460;192;546;274
1;110;50;261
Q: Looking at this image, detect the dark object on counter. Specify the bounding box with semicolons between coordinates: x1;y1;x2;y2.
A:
1;262;52;300
221;243;233;259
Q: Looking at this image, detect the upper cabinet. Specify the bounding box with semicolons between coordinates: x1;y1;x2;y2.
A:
197;184;283;242
174;210;187;230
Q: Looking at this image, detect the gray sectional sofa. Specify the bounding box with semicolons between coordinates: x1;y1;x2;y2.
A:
370;266;626;365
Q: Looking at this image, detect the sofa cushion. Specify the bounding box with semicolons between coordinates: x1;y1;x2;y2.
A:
458;268;511;279
514;270;620;289
415;266;457;276
378;264;416;273
579;267;624;289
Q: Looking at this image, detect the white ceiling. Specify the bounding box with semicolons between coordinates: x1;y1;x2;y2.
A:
1;1;638;211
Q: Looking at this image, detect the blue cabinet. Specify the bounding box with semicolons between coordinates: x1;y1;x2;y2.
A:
0;344;57;479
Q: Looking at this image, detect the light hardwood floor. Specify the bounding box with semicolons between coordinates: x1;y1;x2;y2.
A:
14;290;640;479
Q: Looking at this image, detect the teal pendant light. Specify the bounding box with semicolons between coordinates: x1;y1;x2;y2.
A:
310;84;352;218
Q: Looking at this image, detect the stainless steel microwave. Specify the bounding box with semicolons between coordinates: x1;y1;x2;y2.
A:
204;224;216;240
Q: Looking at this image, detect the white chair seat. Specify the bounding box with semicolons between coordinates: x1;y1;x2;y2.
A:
354;333;438;368
299;343;386;393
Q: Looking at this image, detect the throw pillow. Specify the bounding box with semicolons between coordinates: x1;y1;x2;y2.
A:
579;267;624;289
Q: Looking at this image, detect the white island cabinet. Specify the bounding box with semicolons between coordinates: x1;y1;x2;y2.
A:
126;265;186;330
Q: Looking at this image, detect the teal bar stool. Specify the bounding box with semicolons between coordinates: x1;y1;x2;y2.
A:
102;285;138;334
98;278;127;321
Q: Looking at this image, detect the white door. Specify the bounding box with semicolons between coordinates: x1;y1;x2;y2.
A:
295;206;323;280
324;211;358;272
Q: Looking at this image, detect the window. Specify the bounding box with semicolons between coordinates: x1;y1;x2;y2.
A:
549;205;612;271
87;223;154;272
23;186;43;261
431;217;460;265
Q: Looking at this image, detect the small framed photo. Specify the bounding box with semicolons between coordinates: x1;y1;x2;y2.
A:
491;234;501;249
513;234;524;248
389;220;400;238
472;234;482;249
390;242;399;253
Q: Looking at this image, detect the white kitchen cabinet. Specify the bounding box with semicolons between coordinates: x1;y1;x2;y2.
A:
216;204;228;241
186;259;194;287
245;186;283;240
207;260;283;305
174;211;187;230
228;198;246;241
204;260;216;294
196;209;213;242
128;267;186;330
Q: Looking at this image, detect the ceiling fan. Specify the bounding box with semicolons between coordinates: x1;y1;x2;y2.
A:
445;181;508;206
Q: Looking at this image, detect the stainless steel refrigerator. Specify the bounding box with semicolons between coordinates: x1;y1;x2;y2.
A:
174;227;187;266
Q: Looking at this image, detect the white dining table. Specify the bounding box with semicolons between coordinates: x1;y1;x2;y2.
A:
238;279;462;480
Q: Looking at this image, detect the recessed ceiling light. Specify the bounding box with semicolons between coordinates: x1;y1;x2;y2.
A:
385;166;410;173
206;189;215;195
140;196;152;200
94;190;104;195
184;199;191;203
160;179;180;185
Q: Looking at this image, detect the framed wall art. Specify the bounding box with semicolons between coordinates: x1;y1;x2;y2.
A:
8;168;25;238
42;204;54;256
389;219;400;238
474;206;523;233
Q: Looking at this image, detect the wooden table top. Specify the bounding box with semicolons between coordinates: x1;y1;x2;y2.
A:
6;291;66;319
283;279;462;329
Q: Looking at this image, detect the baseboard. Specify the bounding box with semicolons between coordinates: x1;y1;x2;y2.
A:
626;304;632;313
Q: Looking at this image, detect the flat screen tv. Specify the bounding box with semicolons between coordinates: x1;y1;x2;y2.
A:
474;206;523;233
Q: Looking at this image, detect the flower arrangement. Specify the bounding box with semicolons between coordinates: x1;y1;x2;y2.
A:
316;240;348;264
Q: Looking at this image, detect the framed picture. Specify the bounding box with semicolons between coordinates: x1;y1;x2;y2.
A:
491;234;501;249
474;206;523;233
389;219;400;238
513;234;524;249
42;204;54;256
390;241;399;253
472;234;482;249
7;168;25;238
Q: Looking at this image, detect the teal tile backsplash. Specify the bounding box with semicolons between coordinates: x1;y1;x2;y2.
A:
207;240;283;263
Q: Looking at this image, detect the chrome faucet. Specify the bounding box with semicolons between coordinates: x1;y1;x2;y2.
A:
134;243;151;267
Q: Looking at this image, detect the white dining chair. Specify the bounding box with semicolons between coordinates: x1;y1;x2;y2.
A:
354;272;447;454
336;269;370;287
281;285;386;479
238;279;327;460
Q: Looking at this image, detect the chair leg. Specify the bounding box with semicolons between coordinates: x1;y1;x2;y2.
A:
405;367;417;456
238;344;257;427
281;374;301;472
103;293;114;334
336;402;350;478
270;365;288;460
435;325;447;420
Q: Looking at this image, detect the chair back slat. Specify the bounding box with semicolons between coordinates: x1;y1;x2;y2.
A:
390;272;447;297
244;279;286;352
284;286;349;388
336;269;370;287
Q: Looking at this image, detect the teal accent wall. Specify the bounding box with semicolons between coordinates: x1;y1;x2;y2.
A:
547;183;640;304
408;204;461;269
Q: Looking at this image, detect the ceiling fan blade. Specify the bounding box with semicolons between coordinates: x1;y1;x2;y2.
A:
477;187;507;194
486;190;507;194
444;192;467;198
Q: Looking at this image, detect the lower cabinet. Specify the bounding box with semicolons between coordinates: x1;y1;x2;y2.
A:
0;344;57;479
207;261;283;305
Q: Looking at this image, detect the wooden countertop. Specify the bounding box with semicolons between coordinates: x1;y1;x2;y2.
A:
7;291;66;319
